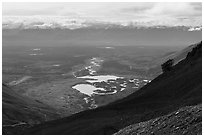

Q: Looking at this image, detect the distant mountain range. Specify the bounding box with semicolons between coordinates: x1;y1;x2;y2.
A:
3;16;202;31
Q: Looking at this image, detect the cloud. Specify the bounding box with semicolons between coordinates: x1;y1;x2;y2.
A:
188;27;202;31
120;3;154;13
2;2;202;27
191;2;202;11
117;3;202;26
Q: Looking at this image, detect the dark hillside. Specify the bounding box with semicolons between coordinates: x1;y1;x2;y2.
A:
116;104;202;135
170;42;200;64
2;84;60;134
147;41;201;77
147;43;199;77
23;42;202;135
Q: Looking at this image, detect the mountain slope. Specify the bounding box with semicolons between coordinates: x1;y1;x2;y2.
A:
116;104;202;135
147;41;201;77
170;42;200;64
23;42;202;135
2;83;60;134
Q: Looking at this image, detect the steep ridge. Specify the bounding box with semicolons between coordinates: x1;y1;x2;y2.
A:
170;42;200;64
2;83;60;134
147;42;200;77
23;42;202;135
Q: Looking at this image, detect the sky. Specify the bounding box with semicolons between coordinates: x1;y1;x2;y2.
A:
2;2;202;27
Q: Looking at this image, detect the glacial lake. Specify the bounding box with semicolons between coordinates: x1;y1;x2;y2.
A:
72;75;123;96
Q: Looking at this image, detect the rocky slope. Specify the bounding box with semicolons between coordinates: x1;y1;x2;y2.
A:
116;104;202;135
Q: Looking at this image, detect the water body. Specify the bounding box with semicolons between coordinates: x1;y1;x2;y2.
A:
77;75;123;83
8;76;32;86
72;84;106;96
52;64;60;67
72;57;124;96
32;48;41;51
